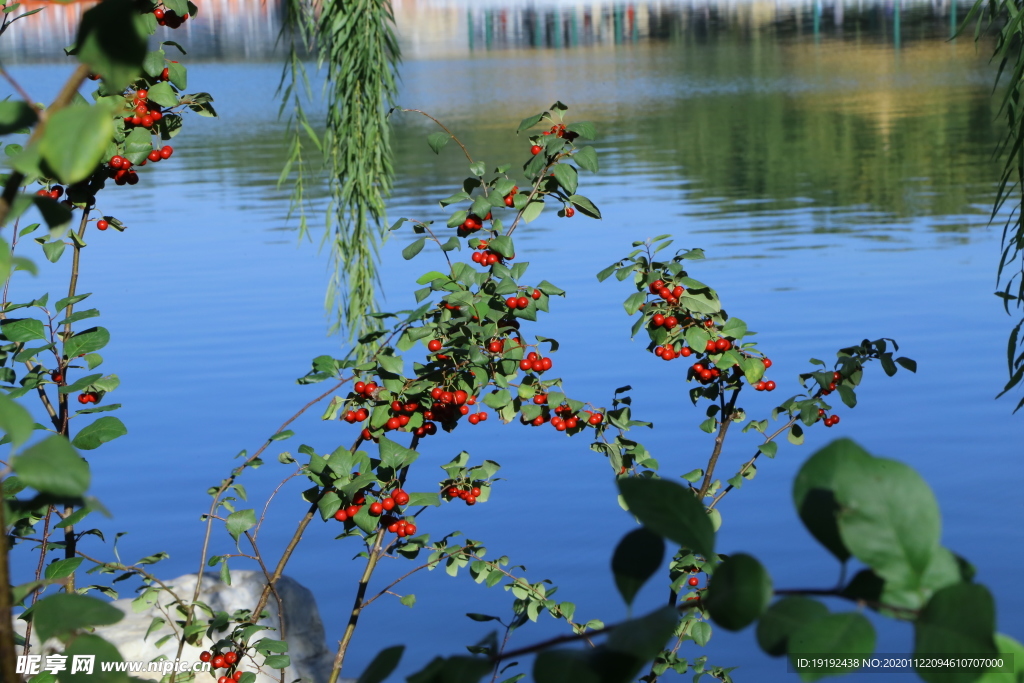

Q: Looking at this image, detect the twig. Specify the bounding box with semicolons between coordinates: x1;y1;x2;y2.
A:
0;480;21;683
327;529;386;683
398;108;474;165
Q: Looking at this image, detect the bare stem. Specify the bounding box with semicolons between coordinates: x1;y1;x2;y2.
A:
327;530;386;683
0;480;21;683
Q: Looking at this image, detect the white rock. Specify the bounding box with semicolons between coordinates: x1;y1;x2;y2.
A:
17;570;348;683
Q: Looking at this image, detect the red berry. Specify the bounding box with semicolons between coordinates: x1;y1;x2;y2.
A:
651;314;665;327
765;380;776;391
96;220;109;231
393;490;409;505
224;652;238;666
160;146;173;159
405;523;417;535
506;296;519;309
153;8;165;19
361;428;373;441
211;656;226;669
762;358;772;369
161;67;170;81
564;206;575;217
148;150;161;162
382;497;395;511
427;339;442;352
355;408;368;421
385;417;401;430
588;413;603;425
705;340;717;352
219;677;231;683
754;381;766;391
532;289;542;300
233;672;244;682
715;338;731;352
369;502;383;516
109;155;125;168
681;347;692;357
687;577;699;587
517;296;529;309
530;145;542;155
200;652;212;663
465;495;477;505
333;509;348;522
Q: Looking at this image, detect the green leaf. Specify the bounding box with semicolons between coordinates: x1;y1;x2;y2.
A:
122;126;153;165
146;82;179;108
74;0;147;90
914;583;999;683
517;113;544;132
975;634;1024;683
574;146;599;173
71;416;127;450
758;442;778;458
488;236;514;259
63;633;129;683
225;509;257;543
426;132;449;154
792;439;867;562
705;553;772;631
13;435;88;498
2;318;45;342
522;200;544;223
617;478;715;558
403;238;426;260
834;447;944;593
757;596;829;657
39;105;115;185
0;391;34;447
142;49;166;77
789;613;876;682
0;101;36;135
611;527;664;606
263;655;291;669
533;651;597;683
44;557;83;580
254;637;289;653
623;292;645;316
41;238;66;263
378;436;418;470
33;593;123;641
552;164;578;194
64;326;110;358
358;645;405;683
568;194;601;219
566;121;596;139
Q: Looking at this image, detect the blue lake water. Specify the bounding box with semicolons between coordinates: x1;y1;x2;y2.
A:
2;0;1022;680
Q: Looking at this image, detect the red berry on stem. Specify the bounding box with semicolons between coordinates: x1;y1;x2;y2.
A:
200;652;212;663
427;339;442;352
160;146;173;159
224;652;238;665
530;145;542;155
762;357;772;369
687;576;699;587
96;220;109;231
212;656;226;669
333;509;348;522
564;206;575;217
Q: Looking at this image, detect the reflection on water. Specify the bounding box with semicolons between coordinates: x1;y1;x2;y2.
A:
0;0;976;62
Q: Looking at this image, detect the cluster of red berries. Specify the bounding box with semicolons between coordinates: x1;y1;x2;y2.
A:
152;6;190;28
199;650;240;676
819;409;841;427
543;123;568;138
107;148;173;186
521;405;603;429
444;483;482;506
77;392;99;404
649;279;685;305
35;186;64;201
654;344;693;361
689;362;722;384
820;371;843;396
471;241;503;266
506;290;541;310
519;351;552;374
459;213;489;233
503;185;519;207
424;387;485;426
121;89;166;129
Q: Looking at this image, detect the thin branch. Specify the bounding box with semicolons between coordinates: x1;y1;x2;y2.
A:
0;64;41;124
398;108;474;164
